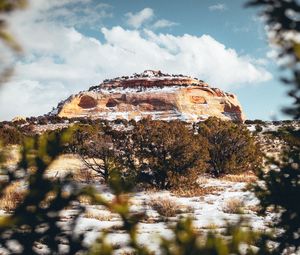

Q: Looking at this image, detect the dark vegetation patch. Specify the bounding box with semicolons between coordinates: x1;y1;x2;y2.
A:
264;126;300;148
64;117;263;188
1;115;295;189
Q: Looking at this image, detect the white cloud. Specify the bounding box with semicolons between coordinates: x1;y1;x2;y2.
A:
0;1;272;120
125;8;154;28
152;19;178;29
209;3;227;11
0;80;70;119
20;0;112;29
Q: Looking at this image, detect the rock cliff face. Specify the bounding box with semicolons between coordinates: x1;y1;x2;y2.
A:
55;70;245;122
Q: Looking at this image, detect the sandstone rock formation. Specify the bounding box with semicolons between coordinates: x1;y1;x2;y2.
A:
54;70;245;122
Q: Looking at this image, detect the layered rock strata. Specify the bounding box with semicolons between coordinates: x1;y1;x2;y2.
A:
55;70;245;122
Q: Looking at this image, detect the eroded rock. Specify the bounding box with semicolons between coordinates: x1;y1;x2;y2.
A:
55;70;245;122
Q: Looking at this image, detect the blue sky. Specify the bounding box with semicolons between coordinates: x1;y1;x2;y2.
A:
0;0;291;120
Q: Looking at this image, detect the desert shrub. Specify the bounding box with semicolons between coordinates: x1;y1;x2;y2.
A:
272;120;282;126
149;198;181;218
167;169;222;197
255;124;263;133
19;123;35;136
0;182;26;212
36;116;48;125
220;173;257;183
25;116;37;123
0;124;23;145
149;198;192;218
267;125;300;148
197;117;262;177
45;115;64;124
122;119;209;189
171;184;222;197
222;198;244;214
244;119;265;125
84;210;113;221
282;120;293;124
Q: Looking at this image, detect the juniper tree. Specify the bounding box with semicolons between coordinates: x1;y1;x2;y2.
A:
197;117;262;177
127;119;209;189
68;124;118;183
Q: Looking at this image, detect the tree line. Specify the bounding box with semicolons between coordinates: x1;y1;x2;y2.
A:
67;117;262;189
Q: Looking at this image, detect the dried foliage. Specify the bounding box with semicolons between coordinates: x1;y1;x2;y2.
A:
171;185;222;197
222;198;244;214
220;173;257;183
0;181;25;212
148;198;192;218
84;210;114;221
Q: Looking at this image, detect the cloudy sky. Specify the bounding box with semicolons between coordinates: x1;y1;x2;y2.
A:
0;0;291;120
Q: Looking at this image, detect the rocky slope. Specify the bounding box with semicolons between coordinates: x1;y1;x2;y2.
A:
54;70;245;122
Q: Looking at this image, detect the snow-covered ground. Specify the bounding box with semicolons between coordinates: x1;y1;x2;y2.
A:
43;156;272;252
2;151;277;254
67;178;272;253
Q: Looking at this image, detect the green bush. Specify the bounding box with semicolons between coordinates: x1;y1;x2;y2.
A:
268;125;300;148
67;118;264;186
116;119;209;189
197;117;262;177
255;124;263;133
244;119;265;125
